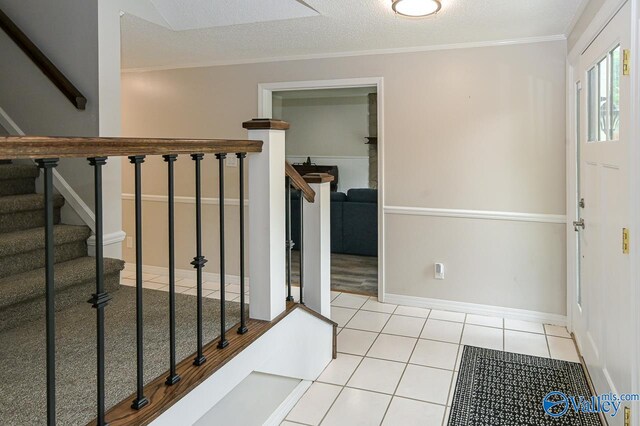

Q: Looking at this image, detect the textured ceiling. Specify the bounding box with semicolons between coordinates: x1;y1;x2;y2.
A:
149;0;318;30
121;0;583;70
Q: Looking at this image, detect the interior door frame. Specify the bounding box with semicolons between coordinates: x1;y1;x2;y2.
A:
566;0;640;416
258;77;386;301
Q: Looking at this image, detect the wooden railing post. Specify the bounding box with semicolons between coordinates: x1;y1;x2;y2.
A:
243;119;289;321
301;174;333;317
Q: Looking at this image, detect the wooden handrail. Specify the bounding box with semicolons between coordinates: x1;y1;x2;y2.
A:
0;8;87;110
286;161;315;203
0;136;263;159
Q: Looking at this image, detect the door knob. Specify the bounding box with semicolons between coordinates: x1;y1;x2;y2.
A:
573;219;585;231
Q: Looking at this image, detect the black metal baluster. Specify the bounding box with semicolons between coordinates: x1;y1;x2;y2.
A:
299;189;304;305
88;157;112;426
191;154;207;366
237;153;248;334
216;153;229;349
163;154;181;385
129;155;149;410
285;178;294;302
36;158;58;426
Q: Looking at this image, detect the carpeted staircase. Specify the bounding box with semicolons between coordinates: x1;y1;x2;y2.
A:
0;162;124;332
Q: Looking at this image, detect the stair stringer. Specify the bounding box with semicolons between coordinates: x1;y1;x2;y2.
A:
151;308;334;426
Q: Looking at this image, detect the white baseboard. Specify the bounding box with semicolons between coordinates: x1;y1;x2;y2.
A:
384;292;567;326
125;262;249;285
87;230;126;257
264;380;312;426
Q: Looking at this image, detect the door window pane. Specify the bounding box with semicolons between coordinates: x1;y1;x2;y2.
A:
610;46;621;140
587;67;598;142
598;58;608;141
587;45;621;142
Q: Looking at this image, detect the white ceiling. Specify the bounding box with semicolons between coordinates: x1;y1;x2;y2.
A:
149;0;319;31
121;0;585;71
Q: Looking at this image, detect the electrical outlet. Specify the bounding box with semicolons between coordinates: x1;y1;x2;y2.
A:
225;156;238;167
435;263;445;280
126;237;133;249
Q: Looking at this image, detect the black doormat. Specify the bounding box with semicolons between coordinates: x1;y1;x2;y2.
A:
449;346;602;425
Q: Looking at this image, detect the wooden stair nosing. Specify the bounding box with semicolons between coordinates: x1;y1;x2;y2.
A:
92;302;336;426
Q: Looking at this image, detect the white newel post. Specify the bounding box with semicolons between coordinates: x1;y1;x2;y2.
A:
244;119;289;321
302;174;334;318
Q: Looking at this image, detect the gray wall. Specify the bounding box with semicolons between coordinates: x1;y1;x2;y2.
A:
0;0;99;222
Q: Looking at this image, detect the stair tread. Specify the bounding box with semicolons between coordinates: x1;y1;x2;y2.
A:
0;225;91;257
0;164;39;180
0;193;64;214
0;256;125;310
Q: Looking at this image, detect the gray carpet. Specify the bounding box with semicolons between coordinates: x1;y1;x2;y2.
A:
0;286;245;426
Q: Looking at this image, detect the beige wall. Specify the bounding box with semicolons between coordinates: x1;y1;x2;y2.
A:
568;0;607;52
122;40;567;315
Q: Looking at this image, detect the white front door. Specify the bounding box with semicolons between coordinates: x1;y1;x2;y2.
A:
573;2;633;422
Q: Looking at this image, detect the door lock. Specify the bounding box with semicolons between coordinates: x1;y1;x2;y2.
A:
573;219;585;231
579;198;585;208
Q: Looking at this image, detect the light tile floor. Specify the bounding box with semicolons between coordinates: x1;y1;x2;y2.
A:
119;270;257;303
283;293;580;426
120;272;580;426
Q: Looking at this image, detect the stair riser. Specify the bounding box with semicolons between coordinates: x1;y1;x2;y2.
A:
0;272;121;332
0;178;34;196
0;241;88;279
0;208;61;233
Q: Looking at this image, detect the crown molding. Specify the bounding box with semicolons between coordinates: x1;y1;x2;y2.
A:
122;34;567;73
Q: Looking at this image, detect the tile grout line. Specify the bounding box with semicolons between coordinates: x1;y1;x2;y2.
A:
380;307;435;426
316;296;392;425
443;313;468;424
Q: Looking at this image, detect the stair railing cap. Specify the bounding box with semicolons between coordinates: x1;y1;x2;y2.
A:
242;119;290;131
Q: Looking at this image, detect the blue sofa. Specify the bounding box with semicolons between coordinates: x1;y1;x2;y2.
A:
291;188;378;257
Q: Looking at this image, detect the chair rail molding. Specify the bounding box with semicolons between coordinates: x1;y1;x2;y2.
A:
121;193;249;206
384;205;567;224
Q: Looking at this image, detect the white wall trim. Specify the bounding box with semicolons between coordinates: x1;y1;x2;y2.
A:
286;155;369;161
384;292;567;326
124;263;249;285
0;106;97;232
54;169;97;232
121;193;248;206
384;206;567;224
88;230;127;248
122;35;566;73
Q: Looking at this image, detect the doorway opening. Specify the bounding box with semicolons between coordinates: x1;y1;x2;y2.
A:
259;78;384;298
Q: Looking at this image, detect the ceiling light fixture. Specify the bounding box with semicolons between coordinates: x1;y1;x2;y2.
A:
391;0;441;17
